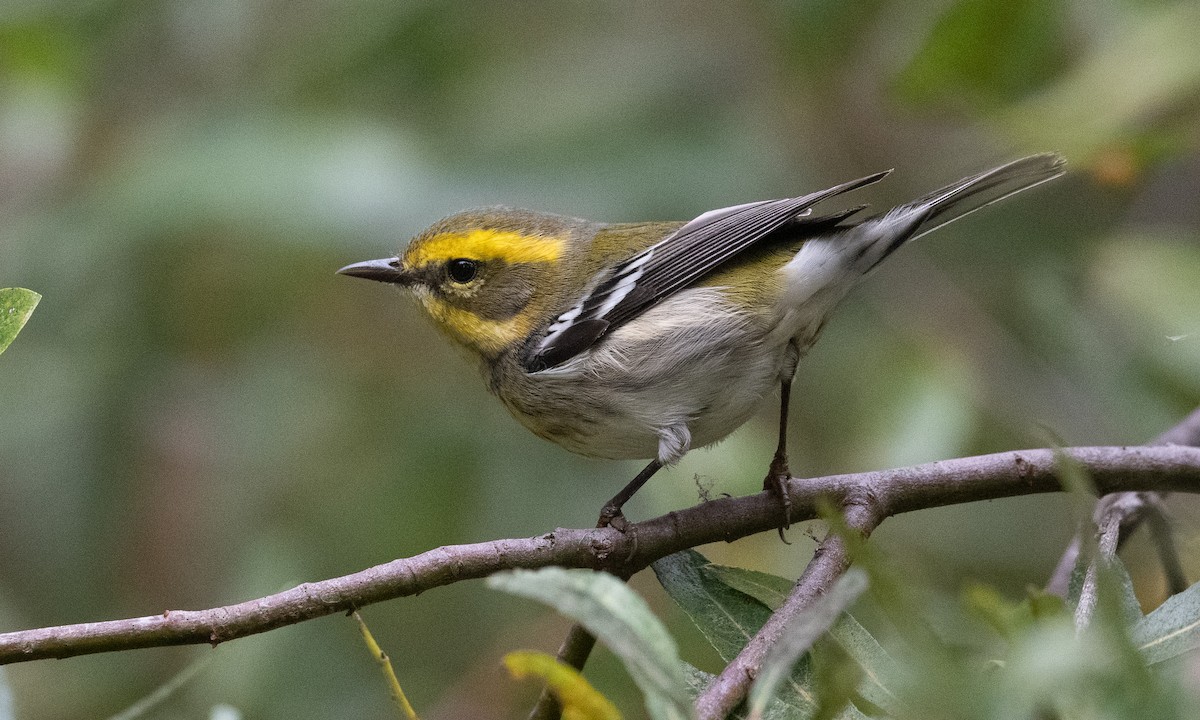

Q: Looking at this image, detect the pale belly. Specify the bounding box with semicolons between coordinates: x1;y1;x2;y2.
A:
496;289;792;464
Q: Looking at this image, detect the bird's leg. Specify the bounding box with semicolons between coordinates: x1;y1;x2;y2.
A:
763;376;794;539
765;341;801;540
597;459;663;532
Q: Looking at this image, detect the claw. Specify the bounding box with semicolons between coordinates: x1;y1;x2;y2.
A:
606;514;629;533
597;510;637;562
597;505;624;530
764;453;793;543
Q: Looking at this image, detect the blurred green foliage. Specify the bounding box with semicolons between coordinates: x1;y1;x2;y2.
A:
1;0;1199;718
0;289;40;355
491;551;1200;719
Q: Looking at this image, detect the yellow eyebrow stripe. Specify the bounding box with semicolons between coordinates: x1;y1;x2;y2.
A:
407;229;564;266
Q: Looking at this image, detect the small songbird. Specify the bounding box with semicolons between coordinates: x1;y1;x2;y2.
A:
339;154;1065;530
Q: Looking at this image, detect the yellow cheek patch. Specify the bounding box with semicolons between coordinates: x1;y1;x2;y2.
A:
406;229;564;267
420;295;532;356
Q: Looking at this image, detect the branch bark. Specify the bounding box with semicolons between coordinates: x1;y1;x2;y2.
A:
1047;406;1200;598
695;499;883;720
2;445;1198;666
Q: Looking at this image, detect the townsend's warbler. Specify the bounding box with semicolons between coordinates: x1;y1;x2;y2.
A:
339;154;1065;530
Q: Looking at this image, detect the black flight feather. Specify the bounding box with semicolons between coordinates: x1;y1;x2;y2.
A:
524;170;891;372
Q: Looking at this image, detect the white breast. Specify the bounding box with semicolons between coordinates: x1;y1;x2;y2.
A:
509;287;790;464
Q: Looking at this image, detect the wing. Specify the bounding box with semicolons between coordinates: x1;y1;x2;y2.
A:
525;170;891;372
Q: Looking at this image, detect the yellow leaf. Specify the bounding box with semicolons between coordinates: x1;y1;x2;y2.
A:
503;651;622;720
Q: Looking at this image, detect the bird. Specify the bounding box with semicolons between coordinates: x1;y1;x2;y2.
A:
338;153;1065;531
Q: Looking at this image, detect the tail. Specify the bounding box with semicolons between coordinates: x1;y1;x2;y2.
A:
778;154;1065;328
906;152;1066;241
856;153;1066;268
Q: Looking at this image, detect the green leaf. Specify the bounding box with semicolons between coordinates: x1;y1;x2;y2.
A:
0;288;41;356
703;565;791;609
486;568;691;720
748;570;868;719
1066;551;1142;625
810;640;863;720
895;0;1067;109
1109;558;1143;627
654;550;816;717
655;551;776;663
827;616;903;714
703;563;901;714
965;583;1068;640
1132;579;1200;665
1001;2;1200;163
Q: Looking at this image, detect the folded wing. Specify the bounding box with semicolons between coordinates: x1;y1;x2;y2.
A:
526;170;891;371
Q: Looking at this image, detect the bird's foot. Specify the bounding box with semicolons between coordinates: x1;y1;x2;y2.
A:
596;504;629;533
596;506;639;561
763;453;793;543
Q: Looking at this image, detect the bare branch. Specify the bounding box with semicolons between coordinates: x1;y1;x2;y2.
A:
1;445;1199;666
695;501;882;720
1074;502;1124;631
1047;406;1200;597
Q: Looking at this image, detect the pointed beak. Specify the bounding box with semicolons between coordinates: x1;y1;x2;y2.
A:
336;257;412;285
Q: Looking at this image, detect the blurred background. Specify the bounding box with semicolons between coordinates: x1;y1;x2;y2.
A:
1;0;1199;717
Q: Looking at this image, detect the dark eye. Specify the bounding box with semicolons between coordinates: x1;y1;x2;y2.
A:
446;259;478;284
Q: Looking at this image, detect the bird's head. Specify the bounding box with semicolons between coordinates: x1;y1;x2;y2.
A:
339;208;593;359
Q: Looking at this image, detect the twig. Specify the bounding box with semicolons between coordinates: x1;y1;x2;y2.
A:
1;445;1198;665
1045;536;1082;599
527;625;597;720
694;501;883;720
1074;504;1124;631
1047;406;1200;597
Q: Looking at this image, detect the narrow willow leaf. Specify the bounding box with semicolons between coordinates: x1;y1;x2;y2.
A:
1132;579;1200;665
966;583;1068;640
827;616;902;714
0;288;40;356
703;562;901;714
1110;554;1144;626
1066;551;1142;624
828;706;869;720
504;651;621;720
748;570;868;720
703;565;791;609
682;664;712;697
487;568;691;720
654;550;816;717
353;612;420;719
655;551;775;663
810;640;862;720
